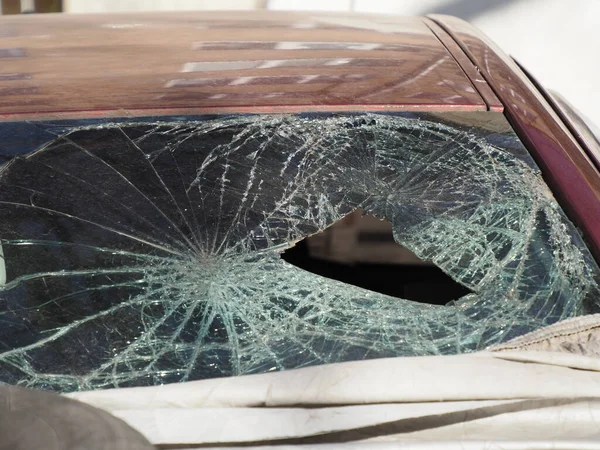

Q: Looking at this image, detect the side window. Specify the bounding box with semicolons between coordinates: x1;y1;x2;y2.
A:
0;112;598;391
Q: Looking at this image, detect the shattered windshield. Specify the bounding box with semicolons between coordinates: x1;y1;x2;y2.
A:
0;112;599;392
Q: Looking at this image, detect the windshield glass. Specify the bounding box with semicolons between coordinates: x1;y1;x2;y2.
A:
0;111;598;392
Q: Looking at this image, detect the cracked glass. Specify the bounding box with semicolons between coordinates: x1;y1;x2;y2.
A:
0;112;599;392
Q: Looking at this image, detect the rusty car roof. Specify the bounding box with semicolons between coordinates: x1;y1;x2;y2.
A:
0;10;501;119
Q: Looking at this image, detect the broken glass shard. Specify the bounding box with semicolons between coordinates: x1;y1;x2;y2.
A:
0;112;598;392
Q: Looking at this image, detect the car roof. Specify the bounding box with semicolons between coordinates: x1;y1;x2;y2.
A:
0;10;500;120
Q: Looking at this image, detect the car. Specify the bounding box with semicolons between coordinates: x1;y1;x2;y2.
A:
1;10;600;449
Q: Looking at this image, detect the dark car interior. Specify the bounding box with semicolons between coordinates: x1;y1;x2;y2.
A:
283;210;472;305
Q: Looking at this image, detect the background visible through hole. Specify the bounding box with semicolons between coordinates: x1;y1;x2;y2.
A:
282;211;472;305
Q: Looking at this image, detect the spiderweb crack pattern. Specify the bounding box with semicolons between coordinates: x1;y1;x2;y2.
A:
0;113;598;392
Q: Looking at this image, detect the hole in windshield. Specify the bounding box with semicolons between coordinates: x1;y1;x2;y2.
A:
0;112;598;392
282;210;472;305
